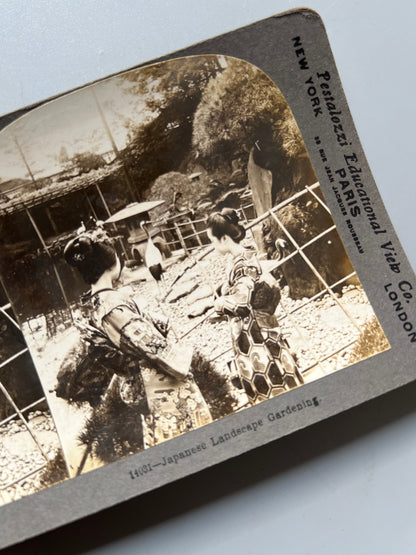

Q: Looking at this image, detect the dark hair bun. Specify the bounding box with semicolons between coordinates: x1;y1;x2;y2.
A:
207;208;246;243
64;236;94;268
220;208;239;226
63;234;117;284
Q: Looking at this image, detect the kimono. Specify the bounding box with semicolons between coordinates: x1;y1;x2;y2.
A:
76;287;212;447
215;250;303;404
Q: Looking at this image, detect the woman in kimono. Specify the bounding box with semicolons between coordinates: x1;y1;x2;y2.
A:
63;234;212;452
207;209;303;405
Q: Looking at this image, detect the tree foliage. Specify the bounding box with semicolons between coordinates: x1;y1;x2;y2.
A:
348;315;390;364
70;151;106;175
192;58;306;167
58;146;69;166
120;56;224;194
122;56;223;116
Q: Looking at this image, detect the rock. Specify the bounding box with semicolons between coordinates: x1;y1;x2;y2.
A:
28;414;48;427
167;279;198;303
188;299;214;318
342;288;359;301
187;285;213;305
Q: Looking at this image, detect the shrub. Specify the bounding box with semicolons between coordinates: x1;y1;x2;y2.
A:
348;316;390;364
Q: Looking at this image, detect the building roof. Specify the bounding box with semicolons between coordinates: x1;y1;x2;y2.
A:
0;162;122;217
105;200;165;223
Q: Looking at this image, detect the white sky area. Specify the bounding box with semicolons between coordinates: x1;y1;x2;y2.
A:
0;70;155;182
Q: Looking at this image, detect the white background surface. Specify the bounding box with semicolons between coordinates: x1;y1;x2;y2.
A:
1;1;416;553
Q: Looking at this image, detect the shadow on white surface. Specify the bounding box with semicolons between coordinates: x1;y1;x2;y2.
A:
5;379;416;555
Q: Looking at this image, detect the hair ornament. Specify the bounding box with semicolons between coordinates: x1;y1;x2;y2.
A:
221;208;238;224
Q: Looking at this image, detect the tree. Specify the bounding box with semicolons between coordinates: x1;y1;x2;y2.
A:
58;146;69;166
192;58;327;300
122;56;223;117
192;58;312;194
120;56;224;194
70;151;106;175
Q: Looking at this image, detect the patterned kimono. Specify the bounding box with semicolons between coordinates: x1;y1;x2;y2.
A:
215;250;303;404
81;287;212;447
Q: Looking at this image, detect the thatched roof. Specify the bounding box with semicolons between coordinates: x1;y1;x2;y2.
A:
0;162;122;217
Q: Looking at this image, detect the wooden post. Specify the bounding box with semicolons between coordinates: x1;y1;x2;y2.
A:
24;207;71;313
44;205;59;235
83;189;99;221
92;88;138;202
95;183;112;219
190;221;203;246
0;276;20;332
95;184;129;260
174;222;189;256
13;136;40;190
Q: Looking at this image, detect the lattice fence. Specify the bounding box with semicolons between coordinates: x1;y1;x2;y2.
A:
188;183;374;380
0;294;66;505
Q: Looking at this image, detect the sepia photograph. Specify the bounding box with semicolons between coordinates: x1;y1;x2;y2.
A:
0;54;390;505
